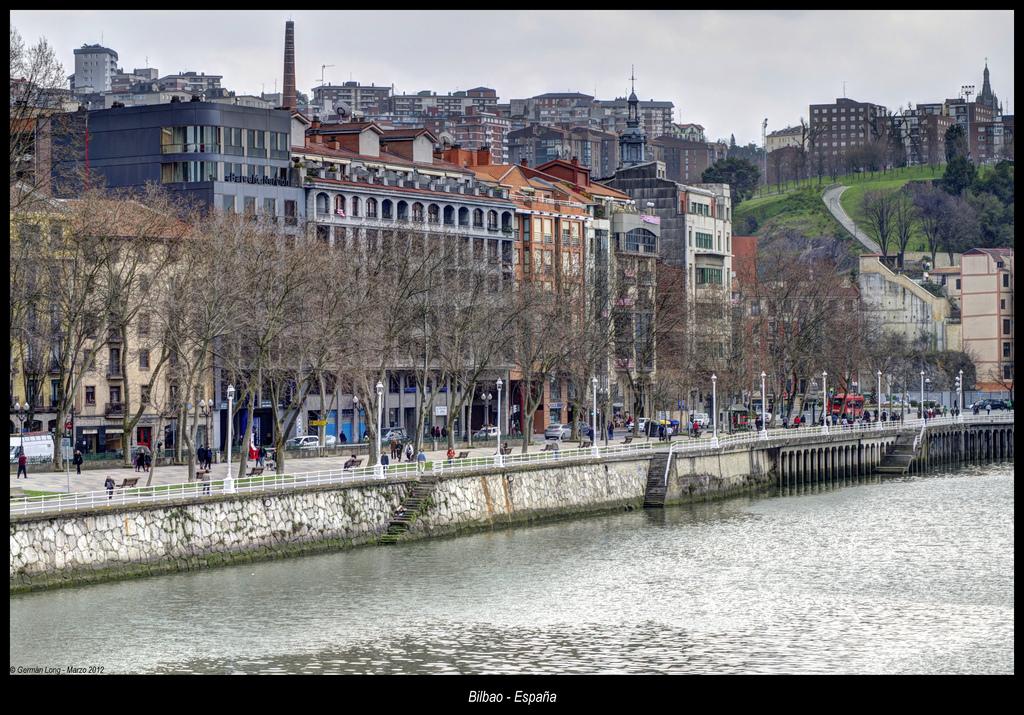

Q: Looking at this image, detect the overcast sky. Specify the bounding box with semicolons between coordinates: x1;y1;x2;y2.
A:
11;10;1014;145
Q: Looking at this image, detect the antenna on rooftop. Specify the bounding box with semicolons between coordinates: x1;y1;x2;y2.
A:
842;80;847;98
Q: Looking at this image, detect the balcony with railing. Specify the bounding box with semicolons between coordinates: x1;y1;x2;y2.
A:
106;365;123;379
105;402;125;418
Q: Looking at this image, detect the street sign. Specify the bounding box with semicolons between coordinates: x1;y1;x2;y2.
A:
64;421;73;431
61;437;72;460
435;406;448;416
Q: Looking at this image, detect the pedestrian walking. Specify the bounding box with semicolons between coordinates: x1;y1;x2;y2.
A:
380;453;390;473
607;423;614;441
405;443;414;462
441;426;447;440
144;452;151;472
73;449;83;475
104;475;115;499
446;446;455;463
417;449;427;473
258;445;266;467
17;452;28;479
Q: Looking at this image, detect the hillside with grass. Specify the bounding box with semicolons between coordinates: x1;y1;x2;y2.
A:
734;187;846;241
838;165;948;252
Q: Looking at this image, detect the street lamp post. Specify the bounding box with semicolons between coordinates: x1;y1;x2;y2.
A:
495;378;503;466
481;391;492;428
887;375;893;422
821;371;829;434
759;371;768;439
375;380;384;478
921;370;929;419
591;376;599;456
711;373;719;447
352;395;359;444
876;370;883;428
15;402;27;466
958;369;964;421
224;385;235;493
925;377;931;419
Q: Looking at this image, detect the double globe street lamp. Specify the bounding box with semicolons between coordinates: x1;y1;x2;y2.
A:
224;385;235;493
495;378;503;466
375;381;384;478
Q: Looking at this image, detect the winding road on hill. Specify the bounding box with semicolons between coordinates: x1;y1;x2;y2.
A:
823;185;881;253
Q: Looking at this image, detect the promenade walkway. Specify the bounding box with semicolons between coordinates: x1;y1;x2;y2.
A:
823;184;881;253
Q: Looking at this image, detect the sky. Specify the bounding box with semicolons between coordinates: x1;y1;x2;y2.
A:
10;10;1014;145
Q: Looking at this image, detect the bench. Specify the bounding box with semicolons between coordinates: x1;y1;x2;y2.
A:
457;451;470;459
343;458;363;470
117;477;139;490
499;444;512;456
542;443;560;452
623;436;633;444
246;467;264;477
196;468;210;477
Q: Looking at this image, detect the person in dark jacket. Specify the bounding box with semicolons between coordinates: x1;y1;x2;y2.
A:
73;449;83;475
104;475;115;499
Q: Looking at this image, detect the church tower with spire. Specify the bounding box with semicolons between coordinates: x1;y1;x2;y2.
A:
619;66;647;168
977;59;1001;114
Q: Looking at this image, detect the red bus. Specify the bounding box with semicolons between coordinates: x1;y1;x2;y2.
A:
829;393;864;418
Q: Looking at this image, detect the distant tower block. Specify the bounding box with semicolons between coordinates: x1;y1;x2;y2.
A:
283;20;297;110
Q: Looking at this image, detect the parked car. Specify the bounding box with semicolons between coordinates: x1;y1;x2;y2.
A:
970;399;1008;411
544;423;572;440
473;426;499;439
380;427;408;442
285;435;320;450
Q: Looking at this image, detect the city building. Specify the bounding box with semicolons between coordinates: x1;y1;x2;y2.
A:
50;100;305;221
311;81;392;118
670;123;706;142
766;125;804;153
809;97;888;165
506;90;675;142
70;44;119;95
618;84;647;169
452;107;510;165
292;120;518;439
960;248;1013;392
649;135;728;184
857;254;961;352
154;72;223;97
508;124;572;167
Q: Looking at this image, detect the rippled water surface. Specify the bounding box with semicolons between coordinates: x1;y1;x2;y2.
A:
10;463;1014;674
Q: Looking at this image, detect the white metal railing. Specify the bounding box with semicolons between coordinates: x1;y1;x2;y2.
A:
10;413;1012;516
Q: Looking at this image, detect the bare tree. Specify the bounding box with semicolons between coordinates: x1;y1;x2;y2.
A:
861;190;896;261
890;187;916;270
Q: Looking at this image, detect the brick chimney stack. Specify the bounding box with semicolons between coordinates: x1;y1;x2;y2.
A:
283;20;297;111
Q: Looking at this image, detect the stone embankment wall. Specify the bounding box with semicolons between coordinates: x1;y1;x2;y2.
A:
10;451;763;593
667;448;774;504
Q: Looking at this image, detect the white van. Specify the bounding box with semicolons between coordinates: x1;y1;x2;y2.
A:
10;434;55;464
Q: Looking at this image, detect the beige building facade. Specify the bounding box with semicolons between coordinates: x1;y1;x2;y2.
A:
960;248;1013;392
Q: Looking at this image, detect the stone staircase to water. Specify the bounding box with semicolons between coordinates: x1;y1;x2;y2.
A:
379;476;439;544
876;432;918;475
643;452;670;508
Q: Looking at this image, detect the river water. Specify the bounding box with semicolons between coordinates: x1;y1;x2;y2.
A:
9;463;1014;674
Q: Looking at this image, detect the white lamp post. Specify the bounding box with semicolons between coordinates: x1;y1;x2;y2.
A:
16;402;27;467
887;375;893;423
876;370;882;428
224;385;235;493
925;377;931;419
495;378;503;466
821;371;829;434
352;394;359;444
921;370;929;419
759;371;768;439
375;380;384;478
711;373;719;447
958;369;964;421
591;376;599;456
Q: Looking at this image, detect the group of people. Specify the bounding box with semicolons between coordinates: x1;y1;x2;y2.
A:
195;446;214;470
134;450;152;472
429;425;448;441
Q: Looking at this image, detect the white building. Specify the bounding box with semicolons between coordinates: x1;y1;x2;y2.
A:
71;44;119;95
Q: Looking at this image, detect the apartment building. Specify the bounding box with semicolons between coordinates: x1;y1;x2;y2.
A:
766;125;804;153
70;44;119;95
452;107;510;165
311;81;392;118
960;248;1013;392
650;135;728;184
809;97;888;163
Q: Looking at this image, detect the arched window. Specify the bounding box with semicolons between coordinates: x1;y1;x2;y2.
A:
428;204;440;223
381;199;393;219
397;201;409;221
472;209;484;228
487;210;498;230
366;198;378;218
624;228;657;253
501;211;513;233
315;192;329;215
334;194;346;216
443;206;455;225
412;202;424;221
350;196;361;217
458;207;469;226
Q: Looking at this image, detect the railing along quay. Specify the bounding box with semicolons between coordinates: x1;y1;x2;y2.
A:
10;413;1012;516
